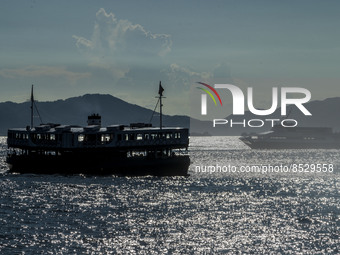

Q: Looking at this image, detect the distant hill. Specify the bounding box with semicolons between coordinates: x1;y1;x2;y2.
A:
1;95;340;136
0;94;190;135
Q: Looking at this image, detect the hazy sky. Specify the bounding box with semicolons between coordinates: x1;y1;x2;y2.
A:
1;0;340;116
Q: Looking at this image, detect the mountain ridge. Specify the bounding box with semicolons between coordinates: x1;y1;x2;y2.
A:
1;94;340;136
0;93;190;135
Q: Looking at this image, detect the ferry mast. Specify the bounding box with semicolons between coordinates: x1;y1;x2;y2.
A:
158;81;165;130
30;85;34;129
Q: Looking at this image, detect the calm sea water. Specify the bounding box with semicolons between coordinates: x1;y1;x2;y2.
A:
0;136;339;254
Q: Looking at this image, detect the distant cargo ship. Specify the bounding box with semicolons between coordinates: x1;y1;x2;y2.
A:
6;83;190;176
240;123;340;149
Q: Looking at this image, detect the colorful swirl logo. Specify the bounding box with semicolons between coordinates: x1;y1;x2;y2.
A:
196;82;223;106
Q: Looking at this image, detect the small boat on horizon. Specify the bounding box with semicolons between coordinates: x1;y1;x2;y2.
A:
6;82;190;176
240;122;340;149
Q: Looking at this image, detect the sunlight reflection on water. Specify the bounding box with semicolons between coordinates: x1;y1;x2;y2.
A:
0;136;339;254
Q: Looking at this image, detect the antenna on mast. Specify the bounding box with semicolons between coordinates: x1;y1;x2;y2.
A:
158;81;165;130
29;84;43;129
31;85;34;129
149;81;166;129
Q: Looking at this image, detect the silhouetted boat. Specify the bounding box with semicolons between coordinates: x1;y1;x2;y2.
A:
240;123;340;149
6;82;190;175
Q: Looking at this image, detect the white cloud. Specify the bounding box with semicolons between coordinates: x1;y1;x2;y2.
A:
0;65;90;82
163;63;213;89
169;64;212;80
69;8;230;115
73;8;172;78
164;62;235;90
73;36;93;50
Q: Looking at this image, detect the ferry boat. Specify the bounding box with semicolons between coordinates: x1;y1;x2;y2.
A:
240;123;340;149
6;83;190;176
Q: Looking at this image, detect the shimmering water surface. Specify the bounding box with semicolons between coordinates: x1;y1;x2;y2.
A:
0;136;339;254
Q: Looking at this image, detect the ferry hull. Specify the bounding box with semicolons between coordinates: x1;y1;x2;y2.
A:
6;154;190;176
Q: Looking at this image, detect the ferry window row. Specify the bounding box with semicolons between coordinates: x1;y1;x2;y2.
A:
76;132;182;143
10;131;183;144
117;132;182;141
9;133;29;140
31;133;56;141
9;132;56;141
78;134;114;143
